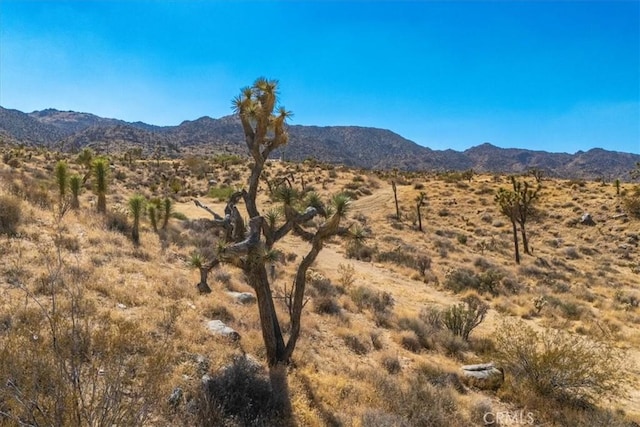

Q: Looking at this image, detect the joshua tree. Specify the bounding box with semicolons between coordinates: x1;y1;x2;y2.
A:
69;174;82;209
148;203;158;232
92;157;109;213
129;195;146;246
161;197;172;230
495;187;521;264
194;78;351;375
495;176;541;263
510;176;541;255
415;191;427;232
391;180;400;220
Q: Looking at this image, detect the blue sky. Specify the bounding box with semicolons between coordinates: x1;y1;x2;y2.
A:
1;1;638;154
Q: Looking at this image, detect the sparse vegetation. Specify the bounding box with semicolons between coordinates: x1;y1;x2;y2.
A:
0;89;638;426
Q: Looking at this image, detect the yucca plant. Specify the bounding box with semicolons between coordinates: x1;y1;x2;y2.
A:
161;197;172;230
147;203;158;232
54;160;68;200
92;157;109;213
128;194;146;246
69;174;82;209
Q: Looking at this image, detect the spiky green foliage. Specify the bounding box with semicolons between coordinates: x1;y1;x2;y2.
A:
274;186;298;206
54;160;68;199
305;192;326;216
92;157;109;213
161;197;172;230
128;194;146;245
332;193;351;218
76;147;94;170
69;174;82;209
147;204;158;232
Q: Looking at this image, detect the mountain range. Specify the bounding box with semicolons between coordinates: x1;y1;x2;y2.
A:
1;106;638;180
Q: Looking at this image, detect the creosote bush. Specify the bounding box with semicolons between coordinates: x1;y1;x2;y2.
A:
493;320;629;405
197;355;287;426
0;194;21;235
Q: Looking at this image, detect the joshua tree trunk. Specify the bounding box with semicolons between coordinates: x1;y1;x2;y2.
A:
511;220;520;264
520;227;530;255
392;180;400;220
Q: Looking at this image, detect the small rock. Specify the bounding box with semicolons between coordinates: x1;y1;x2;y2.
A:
116;303;127;310
193;354;210;377
580;213;596;226
168;387;183;408
206;320;240;341
461;362;504;391
226;291;256;304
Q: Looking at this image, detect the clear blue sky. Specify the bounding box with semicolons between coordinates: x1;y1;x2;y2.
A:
1;1;638;154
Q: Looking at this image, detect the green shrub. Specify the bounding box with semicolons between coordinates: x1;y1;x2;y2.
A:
0;195;21;235
442;295;488;341
350;286;394;314
208;186;235;201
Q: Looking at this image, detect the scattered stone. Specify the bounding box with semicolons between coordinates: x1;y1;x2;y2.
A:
168;387;183;408
579;213;596;226
206;320;240;341
116;303;127;310
192;354;210;377
226;291;256;304
461;362;504;391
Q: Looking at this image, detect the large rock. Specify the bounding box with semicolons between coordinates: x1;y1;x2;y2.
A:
206;320;240;341
461;362;504;391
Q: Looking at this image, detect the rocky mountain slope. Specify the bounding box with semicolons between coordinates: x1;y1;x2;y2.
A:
1;106;638;179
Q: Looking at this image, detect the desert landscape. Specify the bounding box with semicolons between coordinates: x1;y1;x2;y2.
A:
0;81;639;427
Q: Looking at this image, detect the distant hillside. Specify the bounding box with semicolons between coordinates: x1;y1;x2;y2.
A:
1;106;638;180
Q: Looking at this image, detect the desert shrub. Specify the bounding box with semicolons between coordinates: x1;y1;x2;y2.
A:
436;329;469;358
0;281;167;426
400;331;422;353
381;354;401;374
622;185;640;219
366;368;464;426
306;270;336;297
208;186;235;201
337;263;356;289
397;316;434;350
350;285;394;314
105;210;131;235
342;333;370;355
346;243;376;261
443;267;480;293
442;295;488;341
443;267;504;296
493;320;629;404
314;296;341;315
203;303;235;323
0;194;21;235
197;355;285;426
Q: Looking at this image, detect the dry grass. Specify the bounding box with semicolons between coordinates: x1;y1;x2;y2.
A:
0;146;639;425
